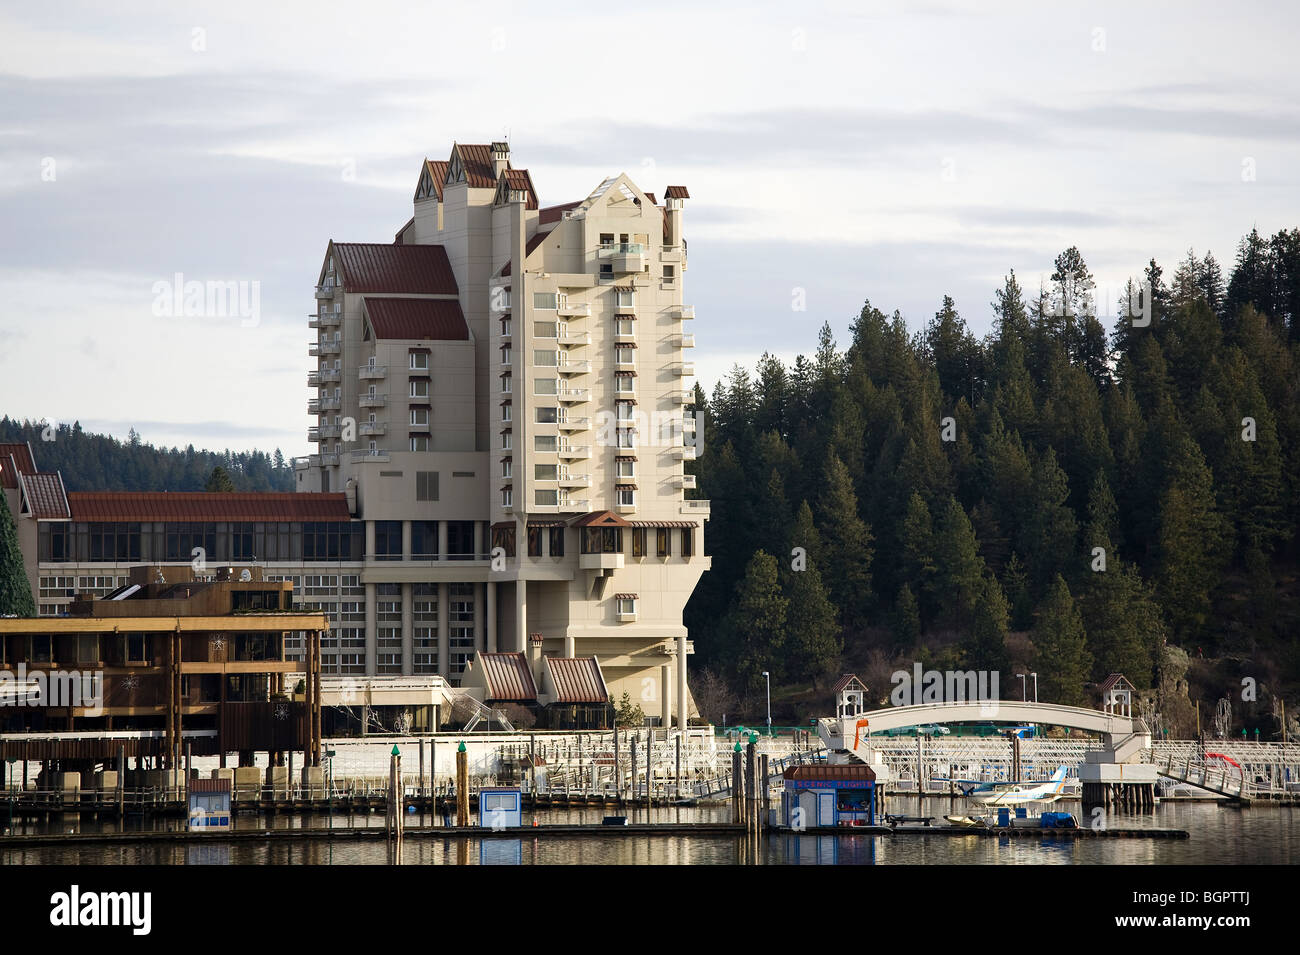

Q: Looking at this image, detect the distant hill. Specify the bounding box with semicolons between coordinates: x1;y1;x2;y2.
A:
0;417;293;493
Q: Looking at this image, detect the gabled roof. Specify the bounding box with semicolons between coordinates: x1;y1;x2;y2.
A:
19;471;69;519
332;243;458;295
544;657;608;704
475;652;538;702
449;143;502;189
1098;673;1135;694
416;159;449;202
494;168;538;210
393;217;415;244
831;674;867;696
0;442;36;489
664;185;690;199
363;298;470;341
66;492;352;522
643;192;657;205
571;509;631;528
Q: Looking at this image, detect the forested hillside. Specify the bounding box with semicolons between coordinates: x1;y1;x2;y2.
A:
0;419;293;492
687;228;1300;737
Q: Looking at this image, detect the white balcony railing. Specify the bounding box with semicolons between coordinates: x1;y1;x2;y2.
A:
351;449;391;462
558;301;591;318
359;395;387;408
673;305;695;320
359;365;387;380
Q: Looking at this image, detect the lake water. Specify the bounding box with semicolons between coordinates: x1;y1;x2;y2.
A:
2;798;1295;865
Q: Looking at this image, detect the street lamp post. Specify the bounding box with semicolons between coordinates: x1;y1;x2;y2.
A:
1030;673;1039;703
762;671;772;738
1016;674;1026;702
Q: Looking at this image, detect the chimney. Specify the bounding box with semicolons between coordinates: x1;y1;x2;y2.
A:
528;631;544;683
491;141;510;178
665;186;688;248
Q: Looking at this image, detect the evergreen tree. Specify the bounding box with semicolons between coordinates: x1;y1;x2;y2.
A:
783;559;841;687
929;496;985;630
205;466;236;492
892;583;921;650
814;452;874;629
0;491;35;616
1031;575;1092;706
722;551;789;691
965;572;1010;675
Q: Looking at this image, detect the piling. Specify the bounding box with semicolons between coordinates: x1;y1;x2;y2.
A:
731;743;744;825
455;742;469;827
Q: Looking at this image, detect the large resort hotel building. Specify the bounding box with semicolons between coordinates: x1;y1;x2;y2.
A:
2;141;709;728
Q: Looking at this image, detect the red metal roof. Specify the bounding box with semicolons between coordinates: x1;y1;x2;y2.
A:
453;143;501;189
425;159;449;201
19;472;69;519
364;298;470;341
332;243;458;295
831;674;865;696
66;492;353;522
545;657;608;704
664;185;690;199
0;442;36;488
539;200;580;224
477;652;538;702
502;168;539;209
643;192;657;205
572;510;630;528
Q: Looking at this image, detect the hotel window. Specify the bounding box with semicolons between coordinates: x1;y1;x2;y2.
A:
600;233;614;248
614;289;635;309
616;345;635;365
497;287;512;310
617;487;635;507
681;527;694;557
501;373;512;394
409;436;430;451
582;526;623;554
413;583;438;673
548;527;565;557
410;353;429;371
492;524;516;556
616;595;637;616
125;633;148;665
501;403;512;422
501;431;512;450
411;408;430;427
663;265;675;280
500;458;512;478
617;429;635;449
616;458;635;478
410;380;430;398
375;521;402;561
615;318;635;337
501;487;514;508
615;375;634;394
632;528;645;558
449;583;476;674
534;434;557;452
535;464;557;481
616;401;635;422
536;407;558;424
534;349;558;367
501;344;512;364
656;527;670;557
500;317;512;338
416;471;439;501
600;264;613;277
534;321;557;338
534;292;558;309
535;489;559;506
411;521;437;558
534;378;557;395
527;526;543;557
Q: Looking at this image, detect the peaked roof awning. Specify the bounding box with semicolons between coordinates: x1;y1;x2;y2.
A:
332;243;458;295
664;185;690;199
19;471;70;519
831;673;866;696
477;652;538;702
571;510;631;528
0;442;36;489
545;656;608;704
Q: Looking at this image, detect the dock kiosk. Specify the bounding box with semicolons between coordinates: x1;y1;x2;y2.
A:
782;764;877;829
479;787;523;829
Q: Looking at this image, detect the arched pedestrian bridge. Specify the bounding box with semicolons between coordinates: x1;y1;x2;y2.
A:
819;700;1151;764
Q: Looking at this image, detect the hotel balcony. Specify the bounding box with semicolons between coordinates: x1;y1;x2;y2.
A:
671;445;697;461
351;449;391;463
670;389;693;404
558;301;591;318
557;416;590;433
683;414;697;433
359;422;387;437
674;333;696;348
557;359;591;375
307;368;342;387
599;242;646;273
359;394;387;408
676;474;698;489
676;361;695;377
558;473;591;488
358;365;387;380
672;305;695;320
320;452;340;467
309;310;342;329
314;282;339;300
307;425;341;442
558;444;591;460
307;397;341;414
557;387;590;403
579;552;624;572
558;329;590;346
681;499;711;518
661;247;683;264
310;341;341;357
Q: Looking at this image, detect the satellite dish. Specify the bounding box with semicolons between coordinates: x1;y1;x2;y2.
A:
239;569;252;582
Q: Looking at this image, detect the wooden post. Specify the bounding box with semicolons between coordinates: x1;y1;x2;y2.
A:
646;729;653;810
419;741;425;802
761;754;770;829
455;742;469;827
630;735;638;810
731;745;744;825
613;729;621;804
746;738;758;835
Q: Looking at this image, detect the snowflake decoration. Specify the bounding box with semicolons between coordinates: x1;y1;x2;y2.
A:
119;674;140;692
209;636;225;652
274;702;290;721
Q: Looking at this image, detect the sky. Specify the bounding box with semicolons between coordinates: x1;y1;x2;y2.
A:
1;0;1298;456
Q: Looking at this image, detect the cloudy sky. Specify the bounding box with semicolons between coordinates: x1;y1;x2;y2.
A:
2;0;1297;456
